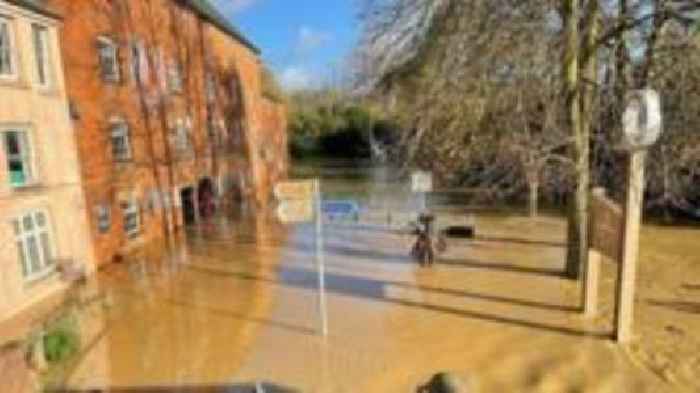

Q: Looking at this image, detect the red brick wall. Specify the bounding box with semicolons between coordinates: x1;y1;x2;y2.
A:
47;0;288;266
0;345;35;393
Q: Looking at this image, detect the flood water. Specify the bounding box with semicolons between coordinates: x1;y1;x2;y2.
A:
53;161;700;392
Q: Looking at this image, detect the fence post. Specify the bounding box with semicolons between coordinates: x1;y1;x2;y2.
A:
584;249;601;317
614;150;646;343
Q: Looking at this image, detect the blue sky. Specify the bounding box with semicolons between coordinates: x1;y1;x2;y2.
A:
212;0;361;90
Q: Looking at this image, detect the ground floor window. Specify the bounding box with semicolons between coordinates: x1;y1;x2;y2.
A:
96;204;111;233
3;129;34;187
13;210;54;281
121;200;140;238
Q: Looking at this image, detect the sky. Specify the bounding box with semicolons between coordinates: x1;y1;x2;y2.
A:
212;0;361;91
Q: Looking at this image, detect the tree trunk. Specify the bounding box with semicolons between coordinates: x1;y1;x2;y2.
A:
616;0;629;107
563;0;586;279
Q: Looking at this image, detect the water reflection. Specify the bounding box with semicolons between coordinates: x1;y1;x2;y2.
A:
43;161;691;392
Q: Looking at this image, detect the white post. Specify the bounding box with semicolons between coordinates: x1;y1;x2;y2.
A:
584;249;601;318
315;179;328;336
614;150;646;343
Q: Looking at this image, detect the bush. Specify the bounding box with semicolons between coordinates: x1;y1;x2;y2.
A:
42;317;79;364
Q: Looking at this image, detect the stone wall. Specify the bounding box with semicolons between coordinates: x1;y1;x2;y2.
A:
0;343;36;393
0;0;95;323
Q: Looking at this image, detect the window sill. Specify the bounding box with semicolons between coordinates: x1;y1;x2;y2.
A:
125;230;142;240
101;77;122;85
0;77;29;90
172;151;194;160
11;182;45;192
23;267;58;289
36;86;61;97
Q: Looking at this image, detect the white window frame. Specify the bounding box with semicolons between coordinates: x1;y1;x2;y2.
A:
130;40;149;85
207;116;219;146
167;61;183;93
109;119;132;161
171;118;191;154
0;15;17;80
12;209;56;282
121;199;141;238
2;127;36;188
31;23;51;88
97;36;120;82
95;204;111;234
205;73;216;101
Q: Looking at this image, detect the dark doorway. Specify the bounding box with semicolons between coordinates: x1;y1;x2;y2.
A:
180;187;196;226
198;177;216;220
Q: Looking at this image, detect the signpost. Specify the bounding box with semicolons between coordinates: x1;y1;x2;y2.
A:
274;179;328;336
583;90;662;343
313;180;328;336
276;200;314;224
412;171;433;212
614;89;662;343
274;181;315;201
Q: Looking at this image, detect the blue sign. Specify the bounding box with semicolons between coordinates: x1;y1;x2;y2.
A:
322;200;360;221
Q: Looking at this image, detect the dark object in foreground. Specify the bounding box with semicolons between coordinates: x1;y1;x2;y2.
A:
48;382;300;393
441;225;475;239
417;372;468;393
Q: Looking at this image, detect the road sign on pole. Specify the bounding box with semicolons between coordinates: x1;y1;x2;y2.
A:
412;171;433;212
273;179;327;336
274;181;315;201
612;89;662;343
276;200;314;224
411;171;433;193
314;179;328;337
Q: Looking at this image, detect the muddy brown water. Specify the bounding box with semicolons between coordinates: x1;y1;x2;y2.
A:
48;162;700;392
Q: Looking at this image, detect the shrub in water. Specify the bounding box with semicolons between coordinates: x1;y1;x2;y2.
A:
42;317;79;364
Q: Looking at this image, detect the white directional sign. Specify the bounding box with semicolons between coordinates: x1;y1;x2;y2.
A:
276;199;314;223
274;180;317;223
411;171;433;193
622;89;662;150
274;181;315;201
274;178;328;336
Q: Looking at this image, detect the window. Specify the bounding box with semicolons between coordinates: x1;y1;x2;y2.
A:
96;205;110;233
3;130;34;187
110;120;132;161
130;41;149;85
153;47;166;89
32;24;50;87
168;62;183;93
13;210;54;281
205;73;216;101
97;37;120;82
0;16;15;78
121;199;140;238
207;117;218;145
171;118;191;154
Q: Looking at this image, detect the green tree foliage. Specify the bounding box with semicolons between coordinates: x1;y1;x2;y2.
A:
288;89;398;159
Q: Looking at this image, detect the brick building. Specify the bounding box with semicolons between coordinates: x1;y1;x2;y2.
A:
46;0;288;266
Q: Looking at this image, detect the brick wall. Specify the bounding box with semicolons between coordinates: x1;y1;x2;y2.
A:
46;0;288;266
0;344;36;393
